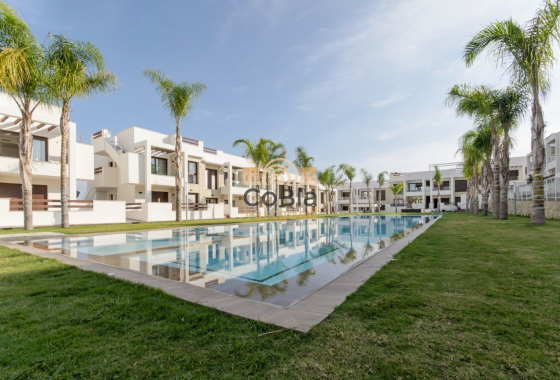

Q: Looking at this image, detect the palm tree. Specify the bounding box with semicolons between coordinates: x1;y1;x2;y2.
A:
458;123;493;215
389;183;404;212
318;166;344;214
294;146;314;215
493;87;529;219
339;164;356;213
446;84;501;218
144;69;206;221
45;35;118;228
376;171;388;212
361;168;373;212
432;166;443;211
0;2;49;230
233;138;286;214
463;0;560;225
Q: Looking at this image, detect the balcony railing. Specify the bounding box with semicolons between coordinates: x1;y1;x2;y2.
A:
182;137;199;146
433;186;451;191
9;199;93;211
203;147;217;155
407;188;423;192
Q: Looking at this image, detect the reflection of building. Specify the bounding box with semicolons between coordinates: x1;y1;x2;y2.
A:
32;216;425;297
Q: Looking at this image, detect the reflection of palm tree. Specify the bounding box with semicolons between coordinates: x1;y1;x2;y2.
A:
339;248;357;264
296;269;316;286
235;280;288;300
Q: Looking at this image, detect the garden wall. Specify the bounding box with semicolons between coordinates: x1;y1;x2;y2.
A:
507;200;560;220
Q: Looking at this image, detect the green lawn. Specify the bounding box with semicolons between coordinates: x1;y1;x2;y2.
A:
1;213;559;379
0;212;426;235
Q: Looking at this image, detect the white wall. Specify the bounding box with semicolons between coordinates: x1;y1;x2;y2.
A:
0;199;126;228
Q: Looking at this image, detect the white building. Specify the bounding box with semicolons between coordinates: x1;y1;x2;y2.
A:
0;94;125;228
88;126;328;222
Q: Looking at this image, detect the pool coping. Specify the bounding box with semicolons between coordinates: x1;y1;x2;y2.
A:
0;216;440;333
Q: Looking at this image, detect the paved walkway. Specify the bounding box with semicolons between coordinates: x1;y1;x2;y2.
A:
0;218;439;333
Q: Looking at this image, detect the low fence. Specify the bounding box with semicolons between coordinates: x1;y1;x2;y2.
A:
508;177;560;201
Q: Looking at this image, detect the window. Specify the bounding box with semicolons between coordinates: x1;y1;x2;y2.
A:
32;136;47;162
206;198;218;204
151;157;167;175
206;169;217;189
509;170;519;181
454;179;467;192
377;190;386;201
188;161;198;184
0;131;18;158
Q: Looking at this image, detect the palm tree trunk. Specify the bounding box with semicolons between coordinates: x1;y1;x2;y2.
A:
481;159;491;216
499;126;511;220
368;187;372;213
530;81;546;225
175;119;183;222
491;123;500;219
377;187;381;212
438;187;441;211
59;101;71;228
472;167;479;214
18;103;33;230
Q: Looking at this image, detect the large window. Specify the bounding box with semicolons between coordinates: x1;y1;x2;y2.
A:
32;137;47;162
454;179;467;192
151;157;167;175
188;161;198;184
0;132;47;161
206;169;217;190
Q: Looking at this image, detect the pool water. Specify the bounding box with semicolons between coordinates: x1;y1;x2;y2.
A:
21;215;431;306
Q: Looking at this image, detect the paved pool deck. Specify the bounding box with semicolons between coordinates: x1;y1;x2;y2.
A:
0;217;439;333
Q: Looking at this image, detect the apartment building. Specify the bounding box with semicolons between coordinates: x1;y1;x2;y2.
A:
520;131;559;201
335;158;528;213
88;126;328;222
0;94;125;228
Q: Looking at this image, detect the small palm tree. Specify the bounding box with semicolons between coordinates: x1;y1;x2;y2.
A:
361;168;373;213
376;171;388;212
318;166;344;214
339;163;356;213
463;0;560;225
0;2;49;230
144;69;206;221
432;166;443;211
294;146;314;215
45;35;118;228
389;183;404;212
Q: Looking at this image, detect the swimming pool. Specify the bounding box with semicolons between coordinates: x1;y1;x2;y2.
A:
20;215;432;306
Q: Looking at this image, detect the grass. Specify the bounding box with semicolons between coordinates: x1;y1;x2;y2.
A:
1;213;559;379
0;212;428;235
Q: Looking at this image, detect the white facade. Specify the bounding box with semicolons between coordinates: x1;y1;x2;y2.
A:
0;94;123;228
88;126;328;222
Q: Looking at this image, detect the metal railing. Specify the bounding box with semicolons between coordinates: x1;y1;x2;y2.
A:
182;137;199;146
9;199;93;211
508;176;560;201
203;147;217;154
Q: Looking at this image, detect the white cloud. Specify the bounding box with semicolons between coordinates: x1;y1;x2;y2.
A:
371;92;410;108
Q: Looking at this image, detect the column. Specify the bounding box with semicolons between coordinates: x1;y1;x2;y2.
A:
68;123;77;200
227;161;233;216
145;141;152;203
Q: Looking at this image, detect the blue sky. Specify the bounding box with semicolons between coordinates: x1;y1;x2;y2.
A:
14;0;560;173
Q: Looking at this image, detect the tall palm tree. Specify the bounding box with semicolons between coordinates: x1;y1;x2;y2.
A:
389;183;404;212
446;84;501;218
432;166;443;211
376;171;388;212
144;69;206;221
294;146;314;215
361;168;373;212
0;2;49;230
318;166;344;214
458;129;483;214
463;0;560;225
458;123;493;216
233;138;285;214
493;87;530;219
45;35;118;228
339;163;356;213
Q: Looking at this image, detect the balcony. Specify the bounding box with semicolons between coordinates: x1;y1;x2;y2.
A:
433;186;451;191
93;166;119;189
0;156;60;177
151;173;175;187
